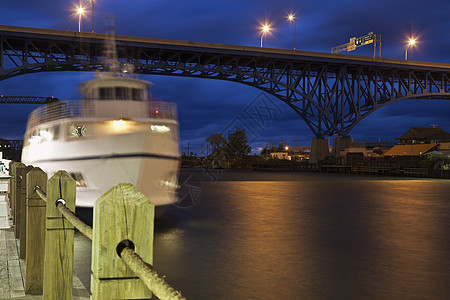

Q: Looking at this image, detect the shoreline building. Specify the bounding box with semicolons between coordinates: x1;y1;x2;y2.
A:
395;127;450;145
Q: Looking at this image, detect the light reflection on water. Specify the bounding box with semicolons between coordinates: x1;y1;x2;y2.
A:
153;172;450;299
73;172;450;299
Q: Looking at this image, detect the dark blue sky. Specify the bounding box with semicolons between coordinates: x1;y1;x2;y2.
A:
1;0;449;154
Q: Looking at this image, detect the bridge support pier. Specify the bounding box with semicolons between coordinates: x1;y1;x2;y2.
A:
331;136;352;158
310;138;330;164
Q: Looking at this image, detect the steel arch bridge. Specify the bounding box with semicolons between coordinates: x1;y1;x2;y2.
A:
1;25;450;138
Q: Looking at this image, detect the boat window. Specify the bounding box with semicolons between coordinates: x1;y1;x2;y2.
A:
25;125;60;146
132;88;144;101
115;87;128;100
150;124;178;141
68;124;87;139
52;125;60;140
99;87;113;100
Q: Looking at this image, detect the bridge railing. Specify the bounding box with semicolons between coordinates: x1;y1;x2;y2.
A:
8;162;185;300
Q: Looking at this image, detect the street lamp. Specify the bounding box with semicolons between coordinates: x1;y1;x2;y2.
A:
260;24;270;47
287;14;297;50
405;38;415;60
91;0;94;33
77;6;85;32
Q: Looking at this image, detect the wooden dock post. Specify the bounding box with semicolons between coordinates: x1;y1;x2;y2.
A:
91;183;154;300
25;167;47;294
19;165;33;259
42;171;76;300
14;163;25;238
9;161;18;225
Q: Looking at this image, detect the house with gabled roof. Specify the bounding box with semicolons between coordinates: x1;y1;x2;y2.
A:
395;127;450;144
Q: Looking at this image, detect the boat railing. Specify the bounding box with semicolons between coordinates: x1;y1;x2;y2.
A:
26;99;177;130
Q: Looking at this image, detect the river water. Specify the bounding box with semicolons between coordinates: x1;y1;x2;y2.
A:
74;170;450;299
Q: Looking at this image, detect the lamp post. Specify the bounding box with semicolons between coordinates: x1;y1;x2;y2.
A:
91;0;94;32
287;14;296;50
260;24;270;47
77;6;85;32
405;38;415;60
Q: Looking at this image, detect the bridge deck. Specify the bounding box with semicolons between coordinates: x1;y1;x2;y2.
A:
1;24;449;72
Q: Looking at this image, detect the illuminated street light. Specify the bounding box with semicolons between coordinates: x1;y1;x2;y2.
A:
77;6;85;32
405;38;416;60
285;146;289;151
91;0;95;33
287;14;297;50
260;24;270;47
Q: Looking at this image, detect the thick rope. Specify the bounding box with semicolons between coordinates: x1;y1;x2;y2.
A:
34;186;184;298
34;186;93;240
120;247;186;300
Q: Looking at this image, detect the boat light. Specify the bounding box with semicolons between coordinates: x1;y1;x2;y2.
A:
39;130;53;141
160;174;179;189
151;125;170;133
29;135;43;145
113;119;127;130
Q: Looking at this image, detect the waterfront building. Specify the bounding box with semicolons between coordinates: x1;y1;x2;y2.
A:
270;151;290;160
396;127;450;144
382;143;439;156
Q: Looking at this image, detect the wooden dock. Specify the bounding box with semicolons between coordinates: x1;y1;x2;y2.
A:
0;163;186;299
0;180;90;299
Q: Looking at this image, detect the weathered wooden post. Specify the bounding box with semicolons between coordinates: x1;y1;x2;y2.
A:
43;171;76;300
8;161;19;225
19;165;33;259
25;167;47;294
91;183;154;300
14;162;26;238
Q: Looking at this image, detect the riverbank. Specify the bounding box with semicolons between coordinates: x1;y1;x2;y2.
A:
253;156;450;179
181;155;450;179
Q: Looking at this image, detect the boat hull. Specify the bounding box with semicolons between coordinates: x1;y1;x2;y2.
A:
22;121;179;208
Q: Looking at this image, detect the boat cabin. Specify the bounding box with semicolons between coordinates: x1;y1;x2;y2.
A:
80;77;151;101
79;77;152;119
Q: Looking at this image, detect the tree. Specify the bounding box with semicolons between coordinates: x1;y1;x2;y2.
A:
260;147;271;157
227;128;251;158
206;133;227;153
205;129;252;168
206;133;228;168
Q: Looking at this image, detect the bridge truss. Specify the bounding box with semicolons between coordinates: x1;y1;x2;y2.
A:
1;25;450;138
0;95;59;104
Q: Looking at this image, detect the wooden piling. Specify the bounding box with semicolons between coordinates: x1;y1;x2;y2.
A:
19;165;33;259
25;167;47;294
14;163;25;238
9;161;18;225
90;183;154;300
42;171;76;300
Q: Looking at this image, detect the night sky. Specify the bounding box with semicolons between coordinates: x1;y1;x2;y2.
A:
1;0;449;154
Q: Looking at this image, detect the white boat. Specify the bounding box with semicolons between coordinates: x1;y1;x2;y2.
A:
21;72;180;212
